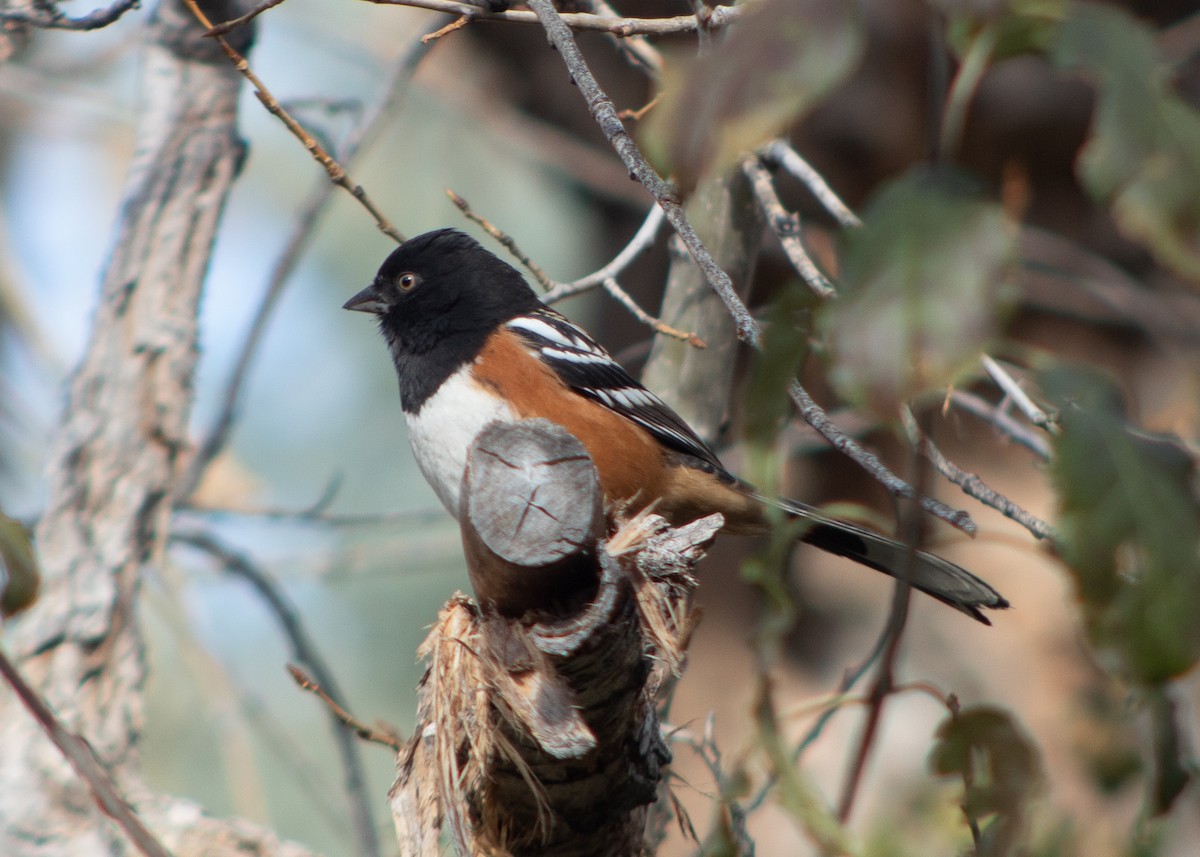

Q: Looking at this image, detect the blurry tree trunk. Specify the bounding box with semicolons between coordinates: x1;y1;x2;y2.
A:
0;2;317;854
641;171;763;444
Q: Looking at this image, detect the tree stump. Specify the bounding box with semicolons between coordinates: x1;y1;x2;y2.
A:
391;419;720;857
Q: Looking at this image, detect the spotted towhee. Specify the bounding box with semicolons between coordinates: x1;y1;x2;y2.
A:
344;229;1008;623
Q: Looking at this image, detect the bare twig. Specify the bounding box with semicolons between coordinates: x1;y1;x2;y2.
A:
543;204;665;301
544;207;699;342
421;13;471;42
180;0;405;243
837;438;928;822
901;406;1057;541
586;0;663;76
947;389;1054;461
789;380;977;534
183;502;449;528
617;94;661;122
445;189;554;289
177;31;438;501
743;594;926;817
599;276;706;346
174;531;381;857
981;354;1060;434
761;140;862;229
525;0;762;346
0;649;173;857
1;0;141;31
667;713;754;855
741;154;836;298
288;665;403;751
364;0;744;36
445;197;699;344
205;0;285;35
789;613;893;767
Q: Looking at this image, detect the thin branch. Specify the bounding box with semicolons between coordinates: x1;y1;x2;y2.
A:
0;649;173;857
789;380;977;534
741;154;836;298
445;189;554;289
761;140;862;229
947;389;1053;461
543;204;665;301
981;354;1060;435
444;195;700;344
288;665;403;751
421;12;470;42
901;405;1058;541
177;31;438;502
183;499;450;528
525;0;762;346
204;0;284;35
837;439;929;822
667;712;754;855
0;0;141;31
192;509;450;531
744;588;922;816
173;531;381;857
597;276;706;346
363;0;744;36
180;0;405;243
586;0;663;76
789;611;893;766
617;94;660;122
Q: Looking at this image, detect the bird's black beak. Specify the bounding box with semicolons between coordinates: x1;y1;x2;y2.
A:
343;283;387;314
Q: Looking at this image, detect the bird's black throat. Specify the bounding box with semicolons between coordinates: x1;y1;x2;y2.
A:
380;319;491;414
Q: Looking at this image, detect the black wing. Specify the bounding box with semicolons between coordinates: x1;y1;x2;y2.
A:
504;308;729;474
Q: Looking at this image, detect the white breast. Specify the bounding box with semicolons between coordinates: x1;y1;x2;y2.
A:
405;364;516;518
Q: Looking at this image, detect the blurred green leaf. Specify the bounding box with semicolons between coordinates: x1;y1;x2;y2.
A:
643;0;863;192
1052;3;1200;282
930;705;1042;854
0;511;39;618
821;170;1017;417
1044;365;1200;684
939;0;1066;59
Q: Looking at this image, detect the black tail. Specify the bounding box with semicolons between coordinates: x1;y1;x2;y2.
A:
757;494;1009;624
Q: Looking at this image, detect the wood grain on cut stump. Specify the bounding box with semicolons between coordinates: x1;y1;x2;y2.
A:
461;418;605;618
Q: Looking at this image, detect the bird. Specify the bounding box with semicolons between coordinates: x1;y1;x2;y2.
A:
344;228;1008;624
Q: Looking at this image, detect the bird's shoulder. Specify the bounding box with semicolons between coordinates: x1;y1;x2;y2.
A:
502;308;729;475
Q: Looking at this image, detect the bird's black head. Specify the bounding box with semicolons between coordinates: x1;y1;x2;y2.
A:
344;228;541;352
344;228;543;411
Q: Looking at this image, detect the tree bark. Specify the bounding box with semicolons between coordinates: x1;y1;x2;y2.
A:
0;3;318;854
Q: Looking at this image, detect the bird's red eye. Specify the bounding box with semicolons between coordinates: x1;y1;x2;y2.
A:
398;272;419;291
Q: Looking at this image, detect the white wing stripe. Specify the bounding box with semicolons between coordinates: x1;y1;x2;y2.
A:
507;316;579;348
541;347;611;365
